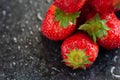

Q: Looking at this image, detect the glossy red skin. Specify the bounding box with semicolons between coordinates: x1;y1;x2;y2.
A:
90;0;114;14
61;32;99;68
54;0;86;13
41;5;76;40
98;12;120;50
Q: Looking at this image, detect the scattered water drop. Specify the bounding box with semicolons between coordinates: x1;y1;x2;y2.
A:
35;37;39;42
37;13;43;21
29;42;32;45
2;35;5;38
51;67;60;72
6;26;9;29
24;63;28;66
25;45;28;48
19;0;23;3
21;28;25;32
30;31;33;35
30;56;34;59
113;56;118;62
20;38;23;42
25;20;29;24
13;37;17;43
34;2;38;7
46;0;51;3
2;10;6;15
18;45;21;50
111;66;120;78
12;62;16;66
36;25;39;29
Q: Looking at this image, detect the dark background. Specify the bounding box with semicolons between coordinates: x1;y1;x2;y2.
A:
0;0;120;80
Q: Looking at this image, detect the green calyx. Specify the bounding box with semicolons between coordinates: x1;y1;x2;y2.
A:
63;49;92;70
78;14;110;42
55;8;80;28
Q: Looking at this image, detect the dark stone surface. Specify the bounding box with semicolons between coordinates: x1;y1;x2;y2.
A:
0;0;120;80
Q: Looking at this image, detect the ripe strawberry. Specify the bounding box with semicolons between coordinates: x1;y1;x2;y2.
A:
89;0;114;14
54;0;86;13
61;32;99;69
79;12;120;50
41;5;80;40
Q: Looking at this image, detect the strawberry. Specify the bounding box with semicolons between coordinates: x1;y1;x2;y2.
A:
79;12;120;50
89;0;114;14
54;0;86;13
41;5;80;40
61;32;99;69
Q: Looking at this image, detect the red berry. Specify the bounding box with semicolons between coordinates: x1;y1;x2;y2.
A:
41;5;80;40
79;12;120;50
54;0;86;13
61;32;99;69
98;12;120;50
89;0;114;14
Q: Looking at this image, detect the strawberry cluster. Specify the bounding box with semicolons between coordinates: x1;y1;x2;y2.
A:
40;0;120;69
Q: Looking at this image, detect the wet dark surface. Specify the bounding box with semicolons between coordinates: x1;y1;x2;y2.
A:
0;0;120;80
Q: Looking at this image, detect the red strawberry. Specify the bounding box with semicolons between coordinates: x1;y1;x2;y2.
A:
89;0;114;14
41;5;80;40
61;32;99;69
79;12;120;50
54;0;86;13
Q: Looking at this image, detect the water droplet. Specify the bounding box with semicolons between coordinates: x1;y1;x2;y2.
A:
30;56;34;59
21;28;25;32
2;10;6;15
30;31;33;35
37;13;43;21
25;45;28;48
6;26;9;29
111;66;120;78
36;25;39;29
12;62;16;66
46;0;51;3
51;67;60;72
29;42;32;45
19;0;23;3
2;35;5;38
20;38;23;42
18;45;21;50
25;20;29;24
24;63;28;66
13;37;17;43
35;37;39;42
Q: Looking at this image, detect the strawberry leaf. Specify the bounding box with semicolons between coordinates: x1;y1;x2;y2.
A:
55;8;80;28
78;14;110;42
63;49;92;70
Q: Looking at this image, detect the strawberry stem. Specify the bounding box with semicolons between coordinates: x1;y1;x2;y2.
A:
78;14;110;42
54;8;80;28
63;49;92;70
